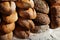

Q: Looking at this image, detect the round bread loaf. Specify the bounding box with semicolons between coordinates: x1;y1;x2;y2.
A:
17;17;35;30
33;0;49;14
14;25;30;39
34;13;50;25
18;8;37;19
0;2;16;16
2;11;18;23
0;22;15;33
16;0;34;9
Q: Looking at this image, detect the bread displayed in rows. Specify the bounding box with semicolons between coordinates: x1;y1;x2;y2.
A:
0;0;51;39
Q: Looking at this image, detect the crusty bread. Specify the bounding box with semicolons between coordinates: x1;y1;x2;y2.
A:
0;2;16;16
0;22;15;33
34;13;50;25
33;0;49;14
14;25;30;39
2;11;18;23
16;0;34;9
18;8;37;19
17;17;35;30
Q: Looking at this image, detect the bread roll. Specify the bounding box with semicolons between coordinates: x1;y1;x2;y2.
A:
16;0;34;9
17;17;35;30
34;13;50;25
18;8;37;19
33;0;49;14
2;11;18;23
0;22;15;33
14;26;30;39
0;2;16;16
0;32;13;40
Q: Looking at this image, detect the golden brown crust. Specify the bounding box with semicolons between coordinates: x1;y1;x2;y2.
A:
18;8;37;19
2;11;18;24
0;2;16;16
16;0;34;9
0;22;15;34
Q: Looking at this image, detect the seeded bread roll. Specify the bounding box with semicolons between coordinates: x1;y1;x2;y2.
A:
16;0;34;9
34;13;50;25
14;25;30;39
33;0;49;14
0;32;13;40
0;22;15;34
2;11;18;24
17;17;35;30
18;8;37;19
0;2;16;16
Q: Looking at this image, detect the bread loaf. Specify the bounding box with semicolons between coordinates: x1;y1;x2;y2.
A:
33;0;49;14
14;25;30;39
34;13;50;25
16;0;34;9
17;17;35;30
18;8;37;19
2;11;18;23
0;22;15;33
0;2;16;16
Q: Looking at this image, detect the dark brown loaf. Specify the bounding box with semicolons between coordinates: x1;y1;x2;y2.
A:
50;5;60;28
14;26;30;39
16;0;34;9
2;11;18;23
0;32;13;40
18;8;37;19
34;13;50;25
50;5;60;17
33;0;49;14
50;16;60;29
17;17;35;30
0;2;16;16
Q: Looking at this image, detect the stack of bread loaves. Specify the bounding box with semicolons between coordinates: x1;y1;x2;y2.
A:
0;2;18;40
48;0;60;28
14;0;37;39
0;0;51;39
14;0;50;39
33;0;50;31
